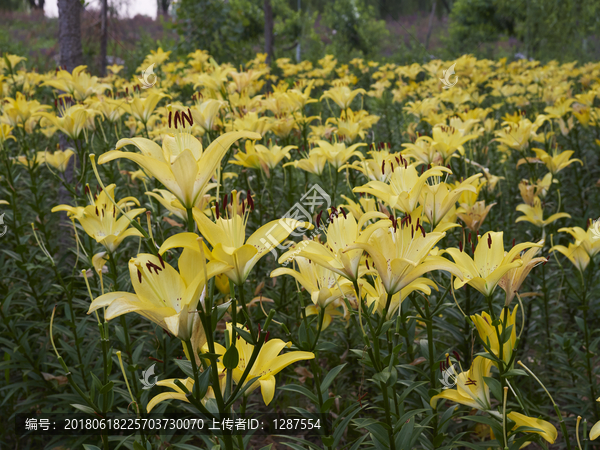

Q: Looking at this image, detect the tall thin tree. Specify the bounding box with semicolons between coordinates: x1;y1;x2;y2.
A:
58;0;83;72
264;0;274;64
99;0;108;76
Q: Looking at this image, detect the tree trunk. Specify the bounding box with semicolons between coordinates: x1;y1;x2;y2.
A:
99;0;108;76
264;0;274;64
425;0;437;50
58;0;83;72
158;0;170;16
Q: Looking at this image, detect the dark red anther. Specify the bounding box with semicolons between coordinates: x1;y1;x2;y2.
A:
137;269;142;284
183;108;194;127
421;165;425;174
247;190;254;210
416;218;420;229
223;194;228;207
366;259;370;270
242;201;246;215
440;361;446;372
391;162;395;172
126;87;129;95
257;323;262;339
420;225;426;238
158;253;166;269
411;225;414;239
408;214;412;225
452;351;460;362
487;234;492;249
459;241;463;252
215;202;220;220
95;206;99;216
404;159;408;169
168;111;172;128
512;238;516;248
84;185;90;195
174;111;181;129
468;233;472;244
54;99;57;109
316;210;322;228
395;156;400;165
340;208;347;219
265;331;270;342
381;161;385;174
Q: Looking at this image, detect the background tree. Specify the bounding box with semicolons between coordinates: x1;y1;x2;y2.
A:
58;0;83;71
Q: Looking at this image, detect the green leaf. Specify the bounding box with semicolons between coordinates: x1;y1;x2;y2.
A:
173;358;195;378
71;404;96;414
483;376;503;402
278;384;318;404
83;445;102;450
504;369;528;378
223;345;239;370
233;325;255;345
99;380;114;394
320;363;346;394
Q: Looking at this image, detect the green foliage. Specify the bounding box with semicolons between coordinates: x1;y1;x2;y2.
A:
173;0;263;65
320;0;390;61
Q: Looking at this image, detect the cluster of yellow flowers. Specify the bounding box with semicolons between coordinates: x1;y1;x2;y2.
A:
2;48;600;448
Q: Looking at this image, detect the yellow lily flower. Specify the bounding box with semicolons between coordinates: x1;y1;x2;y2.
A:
147;377;221;412
36;103;99;141
401;137;441;166
431;124;478;160
88;251;230;341
550;242;590;272
43;65;110;100
191;98;226;131
305;299;348;330
498;243;547;305
446;231;542;297
183;190;312;285
213;323;314;406
430;356;496;414
341;149;401;183
557;226;600;257
457;201;496;233
43;149;75;172
270;256;355;309
516;197;571;228
471;306;518;366
590;397;600;440
279;211;389;282
1;92;49;129
0;123;16;146
312;140;365;169
420;174;481;227
284;151;327;175
129;91;169;124
230;140;295;176
354;164;451;214
508;411;557;444
339;195;379;220
101;114;260;209
346;211;461;295
532;148;582;175
360;274;437;319
146;185;214;221
320;85;366;109
52;184;145;253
